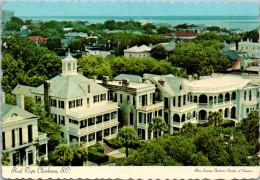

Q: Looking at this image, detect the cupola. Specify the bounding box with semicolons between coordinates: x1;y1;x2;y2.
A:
62;50;77;76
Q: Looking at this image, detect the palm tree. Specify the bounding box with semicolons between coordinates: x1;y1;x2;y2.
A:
52;144;74;166
208;111;223;127
148;116;168;138
117;126;138;157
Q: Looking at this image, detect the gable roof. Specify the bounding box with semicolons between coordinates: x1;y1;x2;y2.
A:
11;84;36;96
31;74;107;99
25;25;42;28
124;45;151;53
114;74;142;83
29;36;48;42
2;103;38;124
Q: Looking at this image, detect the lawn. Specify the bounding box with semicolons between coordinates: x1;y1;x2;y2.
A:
118;147;136;155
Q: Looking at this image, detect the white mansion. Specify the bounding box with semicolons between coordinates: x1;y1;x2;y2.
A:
2;93;48;166
30;53;119;146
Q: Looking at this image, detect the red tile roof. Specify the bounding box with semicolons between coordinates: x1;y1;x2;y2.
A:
25;25;42;28
232;58;241;70
251;61;259;64
29;36;48;42
164;30;198;37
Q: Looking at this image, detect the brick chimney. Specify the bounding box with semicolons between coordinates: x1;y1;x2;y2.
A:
16;94;25;109
2;92;5;104
44;81;51;115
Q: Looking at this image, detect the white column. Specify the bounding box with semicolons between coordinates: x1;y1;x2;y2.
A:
45;143;48;159
109;128;112;139
25;150;28;166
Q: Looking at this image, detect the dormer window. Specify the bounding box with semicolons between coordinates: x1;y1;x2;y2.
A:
11;113;18;118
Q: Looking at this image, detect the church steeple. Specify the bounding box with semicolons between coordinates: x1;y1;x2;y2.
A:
62;49;77;76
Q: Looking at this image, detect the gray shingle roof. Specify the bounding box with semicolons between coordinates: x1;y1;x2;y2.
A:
32;74;107;99
114;74;142;83
2;103;38;123
11;84;36;96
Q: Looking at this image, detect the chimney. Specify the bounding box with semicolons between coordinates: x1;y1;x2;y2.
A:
158;76;165;86
142;74;148;83
44;81;51;115
149;43;153;48
93;76;97;82
187;75;193;81
102;76;109;86
16;94;25;109
77;65;83;75
122;79;130;88
2;92;5;104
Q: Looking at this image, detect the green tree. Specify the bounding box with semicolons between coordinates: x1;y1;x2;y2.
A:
148;116;168;138
150;45;168;60
104;20;118;30
4;16;24;31
51;144;74;166
71;142;88;166
157;26;171;34
117;126;138;157
208;111;224;127
24;19;32;25
1;152;10;166
46;37;62;52
243;29;259;42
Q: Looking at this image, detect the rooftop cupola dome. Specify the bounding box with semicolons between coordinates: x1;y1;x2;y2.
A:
62;50;77;76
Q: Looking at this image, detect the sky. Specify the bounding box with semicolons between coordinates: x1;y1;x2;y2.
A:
1;0;259;17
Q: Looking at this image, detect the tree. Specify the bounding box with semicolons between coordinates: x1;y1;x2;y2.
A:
243;29;259;42
71;142;88;166
104;20;118;30
46;37;62;52
150;45;168;60
4;16;24;31
208;111;224;127
117;126;138;157
24;19;32;25
148;116;168;138
1;152;10;166
157;26;171;34
51;144;74;166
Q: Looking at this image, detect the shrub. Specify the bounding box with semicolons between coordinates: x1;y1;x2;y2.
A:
88;150;109;164
197;122;209;127
104;138;122;149
220;120;236;128
88;142;104;153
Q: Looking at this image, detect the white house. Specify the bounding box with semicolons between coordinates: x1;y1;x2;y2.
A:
2;93;48;166
31;52;119;146
238;39;259;58
124;45;151;58
97;74;164;140
145;74;258;132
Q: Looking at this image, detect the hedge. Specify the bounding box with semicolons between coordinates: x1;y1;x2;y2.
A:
88;142;104;153
88;150;109;164
220;120;236;128
103;138;122;149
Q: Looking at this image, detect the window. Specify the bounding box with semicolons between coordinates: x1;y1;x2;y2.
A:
120;94;123;103
76;99;82;107
69;119;78;125
35;96;41;103
68;63;71;71
88;85;90;93
133;96;136;105
52;114;57;123
2;132;5;150
180;86;182;90
114;93;117;102
94;95;99;103
58;100;64;109
19;128;23;145
87;98;90;107
59;116;65;125
178;96;181;107
28;125;33;143
164;112;168;124
12;129;15;147
111;112;117;119
61;132;64;138
173;97;176;107
130;112;134;125
104;114;109;121
28;151;33;165
139;112;142;123
96;116;102;124
69;100;75;108
88;118;95;126
244;91;247;101
183;95;186;106
249;90;252;101
51;99;57;107
39;144;46;157
127;95;130;104
164;97;169;108
194;96;198;103
142;95;147;106
101;94;106;101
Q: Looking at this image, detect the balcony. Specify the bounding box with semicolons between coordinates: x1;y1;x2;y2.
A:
37;132;48;141
137;101;164;112
69;118;119;135
171;102;198;113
